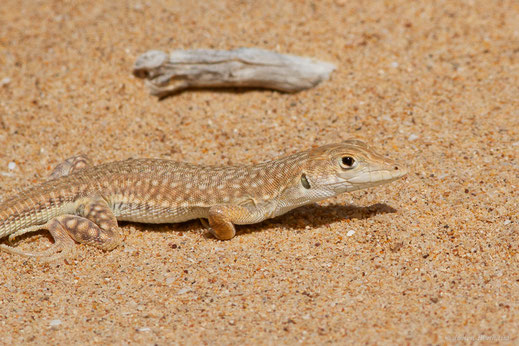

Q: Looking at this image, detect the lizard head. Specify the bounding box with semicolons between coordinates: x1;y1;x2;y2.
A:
299;140;407;196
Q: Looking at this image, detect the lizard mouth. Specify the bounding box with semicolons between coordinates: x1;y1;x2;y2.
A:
323;165;407;193
347;167;407;186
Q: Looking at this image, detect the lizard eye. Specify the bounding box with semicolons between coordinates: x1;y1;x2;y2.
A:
340;156;356;169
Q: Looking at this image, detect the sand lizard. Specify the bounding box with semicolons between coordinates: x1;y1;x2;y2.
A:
0;140;406;260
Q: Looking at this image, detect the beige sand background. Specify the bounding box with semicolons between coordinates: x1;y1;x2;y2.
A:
0;0;518;344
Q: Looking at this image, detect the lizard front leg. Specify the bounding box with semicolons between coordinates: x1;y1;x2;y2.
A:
206;204;265;240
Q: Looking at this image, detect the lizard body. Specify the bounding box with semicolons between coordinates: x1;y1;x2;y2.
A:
0;140;406;259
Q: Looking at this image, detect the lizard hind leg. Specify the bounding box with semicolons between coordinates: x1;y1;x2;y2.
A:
0;210;122;260
47;154;92;180
0;217;77;261
57;214;121;251
79;196;122;251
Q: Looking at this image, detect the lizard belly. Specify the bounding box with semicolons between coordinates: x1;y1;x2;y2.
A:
112;202;209;224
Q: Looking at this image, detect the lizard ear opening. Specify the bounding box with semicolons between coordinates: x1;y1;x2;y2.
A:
301;173;311;189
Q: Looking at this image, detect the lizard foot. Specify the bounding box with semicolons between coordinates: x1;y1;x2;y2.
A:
0;218;76;261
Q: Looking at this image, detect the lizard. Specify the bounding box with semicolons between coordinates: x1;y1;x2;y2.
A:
0;140;407;260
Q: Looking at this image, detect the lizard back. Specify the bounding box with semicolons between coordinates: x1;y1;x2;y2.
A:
0;155;307;234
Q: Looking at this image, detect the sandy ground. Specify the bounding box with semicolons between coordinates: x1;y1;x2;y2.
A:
0;0;518;344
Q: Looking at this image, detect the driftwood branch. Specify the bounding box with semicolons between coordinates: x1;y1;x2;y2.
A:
133;48;335;97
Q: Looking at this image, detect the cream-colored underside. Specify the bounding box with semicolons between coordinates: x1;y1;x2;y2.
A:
112;202;210;224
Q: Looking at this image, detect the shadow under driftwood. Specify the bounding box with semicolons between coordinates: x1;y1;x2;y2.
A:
155;85;288;101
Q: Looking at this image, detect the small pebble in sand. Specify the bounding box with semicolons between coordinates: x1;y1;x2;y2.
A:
123;246;137;254
0;77;10;86
347;230;356;237
137;327;150;332
177;287;191;295
408;134;419;141
49;319;62;327
8;162;16;170
504;220;511;225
